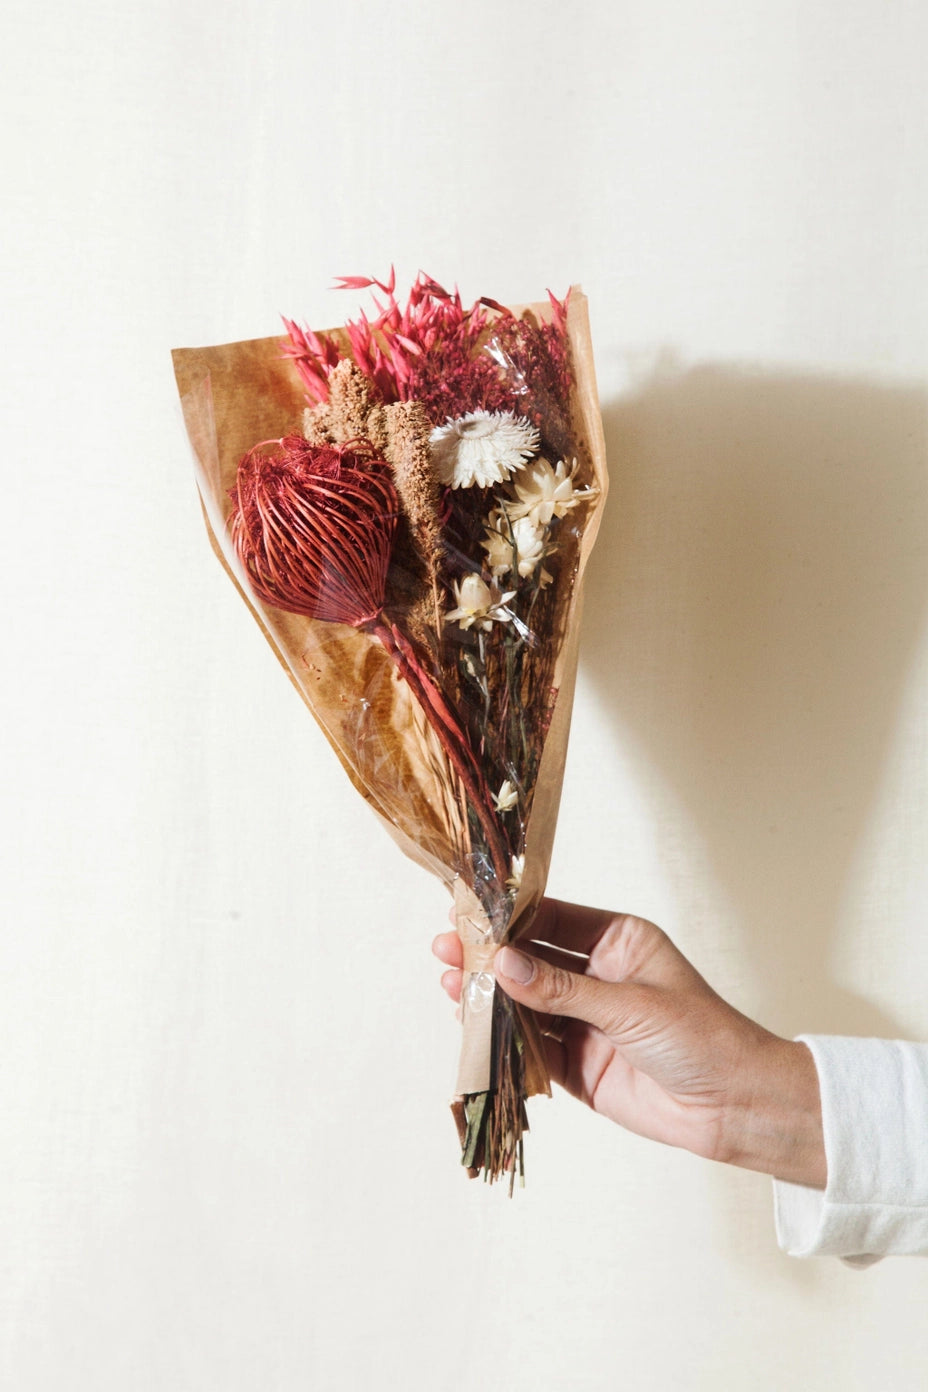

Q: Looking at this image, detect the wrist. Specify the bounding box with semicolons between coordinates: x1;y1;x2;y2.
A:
723;1035;827;1188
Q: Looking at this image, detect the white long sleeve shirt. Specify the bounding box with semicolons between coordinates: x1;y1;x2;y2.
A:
773;1036;928;1265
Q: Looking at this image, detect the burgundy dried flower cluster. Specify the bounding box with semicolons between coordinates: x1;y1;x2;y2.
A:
486;293;574;440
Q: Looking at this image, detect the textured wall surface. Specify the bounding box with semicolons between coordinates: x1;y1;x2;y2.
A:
4;2;928;1387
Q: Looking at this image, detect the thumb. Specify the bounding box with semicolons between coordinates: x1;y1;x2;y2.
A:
495;945;628;1034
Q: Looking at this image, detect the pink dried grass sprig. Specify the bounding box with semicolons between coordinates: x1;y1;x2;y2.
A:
228;435;509;885
282;272;571;428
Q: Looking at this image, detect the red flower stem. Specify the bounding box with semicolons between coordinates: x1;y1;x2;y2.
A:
365;616;509;887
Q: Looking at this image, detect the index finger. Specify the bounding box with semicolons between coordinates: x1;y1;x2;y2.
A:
432;931;463;968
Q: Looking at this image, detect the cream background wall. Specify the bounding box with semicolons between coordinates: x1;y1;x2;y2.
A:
3;1;928;1387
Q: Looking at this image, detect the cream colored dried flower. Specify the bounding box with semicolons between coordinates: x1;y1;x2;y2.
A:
481;507;516;577
492;779;519;814
506;854;525;892
482;507;554;582
507;456;598;527
444;573;516;632
510;516;551;579
430;411;539;490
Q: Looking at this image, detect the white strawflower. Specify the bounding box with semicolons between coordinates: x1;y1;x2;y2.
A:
510;515;550;579
507;456;598;527
481;507;554;582
444;573;516;632
430;411;539;490
492;779;519;814
481;507;515;577
506;854;525;892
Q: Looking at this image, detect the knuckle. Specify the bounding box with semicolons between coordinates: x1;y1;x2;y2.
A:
540;961;584;1013
597;913;672;980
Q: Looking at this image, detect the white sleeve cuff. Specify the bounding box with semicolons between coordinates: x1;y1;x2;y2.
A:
773;1035;928;1264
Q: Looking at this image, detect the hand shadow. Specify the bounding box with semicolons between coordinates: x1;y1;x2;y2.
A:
584;355;928;1040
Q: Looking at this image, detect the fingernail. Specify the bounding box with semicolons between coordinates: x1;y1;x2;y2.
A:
497;946;535;984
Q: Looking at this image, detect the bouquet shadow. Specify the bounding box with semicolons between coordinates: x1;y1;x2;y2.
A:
585;358;928;1041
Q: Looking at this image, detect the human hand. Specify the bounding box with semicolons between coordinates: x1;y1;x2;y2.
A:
433;898;826;1188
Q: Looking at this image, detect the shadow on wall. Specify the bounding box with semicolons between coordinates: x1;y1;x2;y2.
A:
584;357;928;1040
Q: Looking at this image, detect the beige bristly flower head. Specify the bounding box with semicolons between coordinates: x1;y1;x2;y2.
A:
507;456;598;527
444;573;516;632
430;411;539;490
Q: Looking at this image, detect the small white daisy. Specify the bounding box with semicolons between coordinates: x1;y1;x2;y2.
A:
430;411;539;490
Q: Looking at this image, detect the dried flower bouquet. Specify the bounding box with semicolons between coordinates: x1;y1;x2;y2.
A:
173;273;608;1187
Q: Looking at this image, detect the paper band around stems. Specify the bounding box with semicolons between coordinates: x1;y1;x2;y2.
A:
453;879;499;1096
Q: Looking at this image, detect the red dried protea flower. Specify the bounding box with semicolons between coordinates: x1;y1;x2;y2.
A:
228;435;509;885
230;436;398;629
